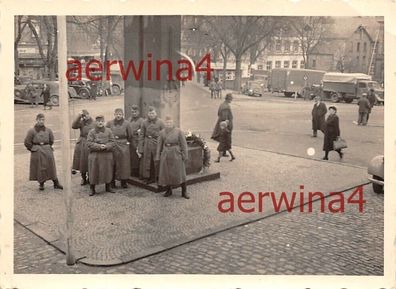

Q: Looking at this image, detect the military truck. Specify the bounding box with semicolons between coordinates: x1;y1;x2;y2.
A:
270;68;326;98
322;72;384;103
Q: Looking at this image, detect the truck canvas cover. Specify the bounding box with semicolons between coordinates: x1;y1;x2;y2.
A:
323;72;372;83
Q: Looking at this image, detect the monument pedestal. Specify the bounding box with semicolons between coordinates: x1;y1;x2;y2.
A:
127;144;220;192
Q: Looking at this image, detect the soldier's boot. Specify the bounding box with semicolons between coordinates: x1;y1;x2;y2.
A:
89;184;96;196
121;180;128;188
164;186;173;197
229;150;236;162
110;180;117;188
81;173;88;186
181;183;189;199
39;182;45;191
53;179;63;190
105;183;116;193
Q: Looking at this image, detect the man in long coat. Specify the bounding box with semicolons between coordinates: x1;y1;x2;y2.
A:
322;106;343;160
106;108;132;188
156;116;189;199
211;93;233;156
138;106;165;184
87;115;115;196
128;105;144;178
72;109;95;185
24;113;63;191
41;83;51;110
367;88;376;123
357;93;371;126
311;95;327;137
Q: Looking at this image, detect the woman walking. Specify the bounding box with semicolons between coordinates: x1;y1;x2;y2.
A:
322;106;343;160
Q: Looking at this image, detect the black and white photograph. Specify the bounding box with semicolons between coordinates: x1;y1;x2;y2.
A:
1;1;394;287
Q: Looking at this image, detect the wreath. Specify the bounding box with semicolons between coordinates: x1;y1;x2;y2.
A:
185;131;211;168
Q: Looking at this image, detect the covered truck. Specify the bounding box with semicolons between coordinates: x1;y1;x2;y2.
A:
270;68;326;98
322;72;384;103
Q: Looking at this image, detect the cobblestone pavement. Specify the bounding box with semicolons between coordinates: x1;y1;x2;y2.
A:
14;142;368;265
14;184;383;274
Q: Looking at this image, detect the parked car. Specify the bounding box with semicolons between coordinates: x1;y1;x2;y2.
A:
68;78;92;99
367;155;384;194
241;80;265;96
14;80;77;105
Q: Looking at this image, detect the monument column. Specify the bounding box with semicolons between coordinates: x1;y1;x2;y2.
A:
124;16;181;126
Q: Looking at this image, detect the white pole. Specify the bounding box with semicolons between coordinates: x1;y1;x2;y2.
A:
57;15;75;265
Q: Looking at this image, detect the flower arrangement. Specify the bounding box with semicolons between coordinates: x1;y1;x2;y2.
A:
185;131;211;168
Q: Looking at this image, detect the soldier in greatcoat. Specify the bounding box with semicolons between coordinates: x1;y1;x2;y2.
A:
106;108;133;188
41;83;51;110
138;106;165;184
156;116;189;199
367;88;377;123
128;105;144;178
24;113;63;191
72;109;95;185
25;83;37;108
311;95;327;137
87;115;115;196
357;93;371;126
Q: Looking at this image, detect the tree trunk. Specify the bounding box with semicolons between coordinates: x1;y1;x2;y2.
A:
234;56;242;91
222;49;228;90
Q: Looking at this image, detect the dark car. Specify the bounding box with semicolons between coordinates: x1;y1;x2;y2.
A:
68;78;92;99
241;81;265;96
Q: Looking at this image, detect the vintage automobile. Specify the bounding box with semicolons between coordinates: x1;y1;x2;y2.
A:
367;155;384;194
68;78;92;98
14;80;77;106
241;80;265;97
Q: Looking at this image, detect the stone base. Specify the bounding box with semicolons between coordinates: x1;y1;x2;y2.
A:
128;170;220;193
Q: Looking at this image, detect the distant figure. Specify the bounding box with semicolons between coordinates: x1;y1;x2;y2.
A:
72;109;95;186
367;88;377;123
41;83;51;110
209;79;216;99
311;95;327;137
215;78;222;99
156;116;189;199
87;115;115;196
211;93;233;157
24;113;63;191
357;93;371;126
322;106;343;160
214;121;235;162
25;83;37;107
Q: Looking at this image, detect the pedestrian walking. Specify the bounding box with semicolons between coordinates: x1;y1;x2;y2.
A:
71;109;95;185
322;106;343;160
87;115;115;196
311;95;327;137
106;108;132;189
209;79;216;99
367;88;377;123
128;105;144;178
156;116;189;199
215;78;223;99
211;93;233;157
24;113;63;191
138;106;165;184
41;83;52;110
26;83;38;108
357;93;371;126
214;121;235;162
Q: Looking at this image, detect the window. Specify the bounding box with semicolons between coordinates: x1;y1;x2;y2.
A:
275;40;282;52
275;61;281;68
284;40;290;52
258;64;263;70
300;60;305;68
363;42;367;52
293;40;299;52
362;55;366;63
312;59;316;68
283;61;290;68
292;60;298;68
357;42;360;52
268;42;274;51
266;61;272;70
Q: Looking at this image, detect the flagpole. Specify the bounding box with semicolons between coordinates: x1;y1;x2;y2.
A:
57;15;75;265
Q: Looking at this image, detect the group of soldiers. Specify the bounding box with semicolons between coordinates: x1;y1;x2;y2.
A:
25;105;190;199
209;78;223;99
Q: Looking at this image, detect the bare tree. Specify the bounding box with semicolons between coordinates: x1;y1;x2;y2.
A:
14;16;28;76
289;16;334;69
203;16;280;91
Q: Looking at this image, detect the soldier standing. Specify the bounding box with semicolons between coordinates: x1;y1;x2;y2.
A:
128;105;144;178
24;113;63;191
311;95;327;137
138;106;165;184
41;83;51;110
25;83;37;108
367;88;377;123
357;93;371;126
156;115;189;199
106;108;132;188
72;109;95;185
87;115;115;196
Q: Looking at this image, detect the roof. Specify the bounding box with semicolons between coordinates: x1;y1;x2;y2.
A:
323;72;372;83
326;16;381;40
